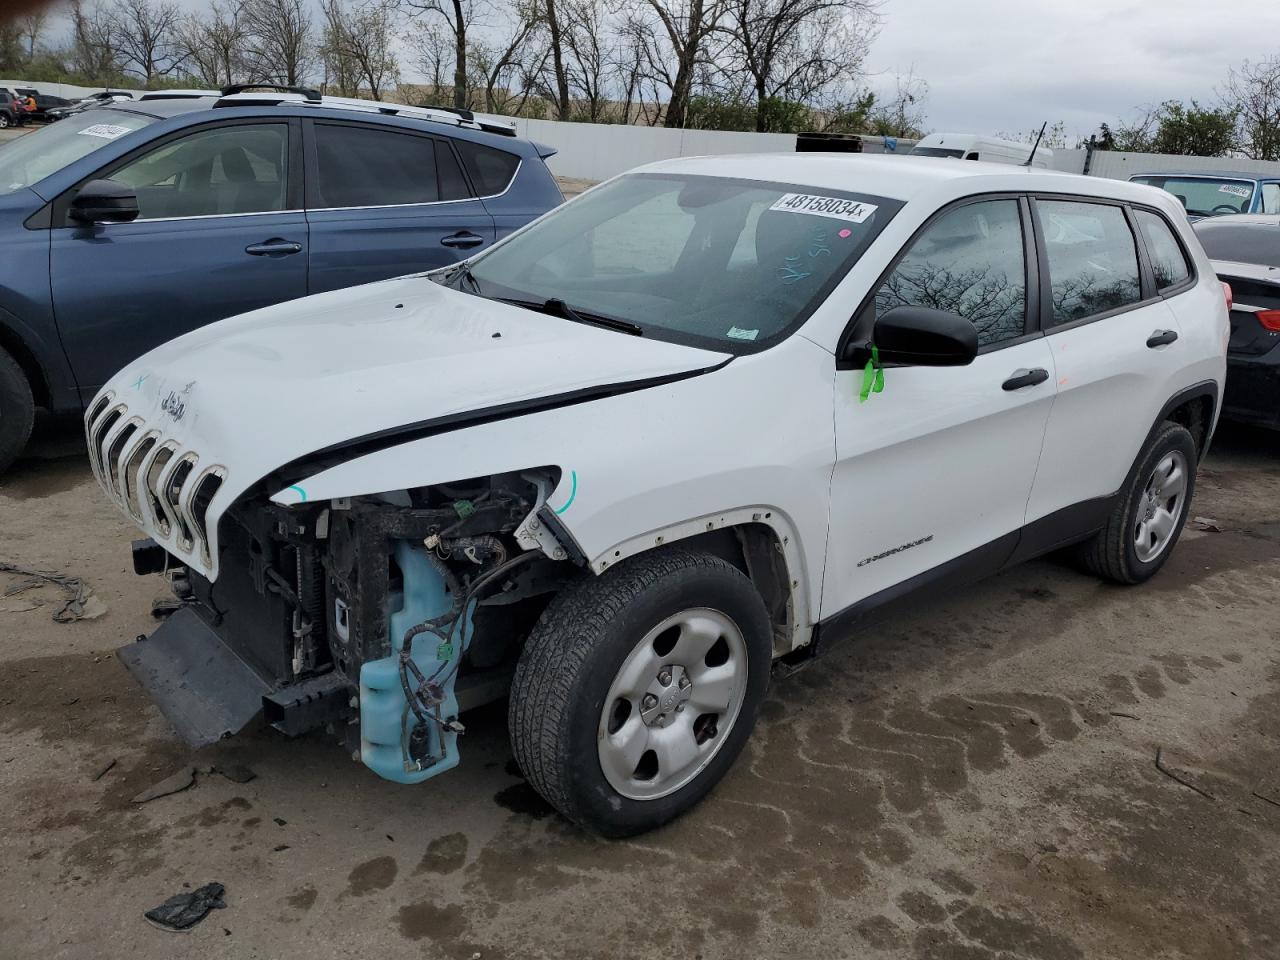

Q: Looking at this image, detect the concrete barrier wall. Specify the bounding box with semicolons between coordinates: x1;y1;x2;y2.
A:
501;118;799;181
1085;150;1280;181
0;79;119;100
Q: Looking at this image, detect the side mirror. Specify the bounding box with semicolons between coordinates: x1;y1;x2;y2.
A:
846;305;978;367
69;179;140;224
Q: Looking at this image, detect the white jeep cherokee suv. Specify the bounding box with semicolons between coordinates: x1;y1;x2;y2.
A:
88;155;1227;836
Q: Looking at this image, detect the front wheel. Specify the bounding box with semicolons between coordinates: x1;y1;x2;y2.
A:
0;346;35;474
0;114;10;129
508;547;773;837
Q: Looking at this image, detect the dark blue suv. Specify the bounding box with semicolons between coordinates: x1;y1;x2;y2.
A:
0;86;563;471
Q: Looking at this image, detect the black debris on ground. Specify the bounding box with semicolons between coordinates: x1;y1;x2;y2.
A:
144;882;226;931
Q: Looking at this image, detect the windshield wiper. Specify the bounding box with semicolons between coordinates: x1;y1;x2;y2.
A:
498;296;643;336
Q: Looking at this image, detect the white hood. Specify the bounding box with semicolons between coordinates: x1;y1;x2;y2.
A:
88;276;729;577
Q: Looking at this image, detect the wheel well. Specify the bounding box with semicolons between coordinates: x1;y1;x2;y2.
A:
0;323;50;409
674;524;794;653
1164;393;1213;460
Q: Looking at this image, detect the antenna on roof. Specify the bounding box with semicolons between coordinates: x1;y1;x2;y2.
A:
1023;122;1048;167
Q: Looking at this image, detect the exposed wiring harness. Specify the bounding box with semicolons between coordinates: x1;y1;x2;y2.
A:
397;547;538;762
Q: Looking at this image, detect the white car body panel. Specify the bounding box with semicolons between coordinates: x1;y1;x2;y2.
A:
88;275;728;579
87;153;1228;655
272;338;838;642
825;337;1057;612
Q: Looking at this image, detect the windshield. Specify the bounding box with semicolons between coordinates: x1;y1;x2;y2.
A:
1132;176;1255;218
464;173;899;351
0;109;154;196
910;147;965;159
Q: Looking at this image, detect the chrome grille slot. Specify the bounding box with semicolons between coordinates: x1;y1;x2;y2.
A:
90;405;124;481
164;454;198;550
145;443;178;536
187;469;225;562
105;420;140;496
122;434;158;521
85;393;112;432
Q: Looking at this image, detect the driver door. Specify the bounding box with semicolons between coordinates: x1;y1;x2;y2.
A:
823;196;1057;618
50;120;307;397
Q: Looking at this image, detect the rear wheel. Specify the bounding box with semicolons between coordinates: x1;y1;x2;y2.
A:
0;346;35;474
1079;421;1197;584
0;114;10;129
508;547;772;837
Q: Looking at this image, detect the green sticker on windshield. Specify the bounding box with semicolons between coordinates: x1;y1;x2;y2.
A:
727;327;759;341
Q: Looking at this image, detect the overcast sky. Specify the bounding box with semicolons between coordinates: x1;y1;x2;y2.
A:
866;0;1280;138
35;0;1280;138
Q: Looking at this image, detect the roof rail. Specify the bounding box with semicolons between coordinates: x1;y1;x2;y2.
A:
138;89;221;101
221;82;321;102
206;88;518;137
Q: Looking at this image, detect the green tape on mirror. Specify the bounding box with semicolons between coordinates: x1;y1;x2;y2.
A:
859;343;884;403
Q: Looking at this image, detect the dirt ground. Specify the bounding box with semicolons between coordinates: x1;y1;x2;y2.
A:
0;416;1277;960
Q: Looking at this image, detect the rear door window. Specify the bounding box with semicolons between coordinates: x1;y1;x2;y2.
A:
313;123;439;208
1134;209;1191;290
1037;199;1142;324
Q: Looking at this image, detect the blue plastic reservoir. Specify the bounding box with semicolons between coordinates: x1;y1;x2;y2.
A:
359;540;474;784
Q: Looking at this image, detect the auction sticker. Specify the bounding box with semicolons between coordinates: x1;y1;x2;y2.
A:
77;124;132;140
770;193;878;223
1218;183;1251;198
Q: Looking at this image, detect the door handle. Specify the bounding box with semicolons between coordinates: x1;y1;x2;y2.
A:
440;231;485;249
245;238;303;257
1002;367;1050;391
1146;329;1178;348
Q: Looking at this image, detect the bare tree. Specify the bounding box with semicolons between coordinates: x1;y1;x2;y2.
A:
865;68;927;138
401;0;482;110
1223;56;1280;161
537;0;571;119
719;0;879;131
562;0;609;121
111;0;188;84
176;1;246;88
320;0;400;99
18;10;49;60
410;21;453;102
633;0;726;128
242;0;316;86
69;0;124;83
469;0;542;113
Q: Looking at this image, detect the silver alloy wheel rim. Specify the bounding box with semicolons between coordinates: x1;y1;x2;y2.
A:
1134;449;1189;563
597;607;748;801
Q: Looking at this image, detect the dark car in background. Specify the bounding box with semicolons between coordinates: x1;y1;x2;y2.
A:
1193;214;1280;429
0;88;28;128
1132;172;1280;220
15;90;72;123
0;85;563;471
45;90;135;122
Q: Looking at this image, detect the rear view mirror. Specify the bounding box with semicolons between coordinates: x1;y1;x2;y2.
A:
69;178;140;224
846;305;978;367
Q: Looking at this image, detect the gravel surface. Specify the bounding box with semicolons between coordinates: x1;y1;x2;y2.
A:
1;417;1277;959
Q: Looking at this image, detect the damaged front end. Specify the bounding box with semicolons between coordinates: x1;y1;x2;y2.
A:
119;469;577;783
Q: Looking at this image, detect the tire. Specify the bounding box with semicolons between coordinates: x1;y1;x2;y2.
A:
1078;420;1197;584
0;114;9;129
0;346;35;474
508;547;773;837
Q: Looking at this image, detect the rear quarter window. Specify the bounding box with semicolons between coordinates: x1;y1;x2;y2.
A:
1134;210;1191;290
455;140;520;195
